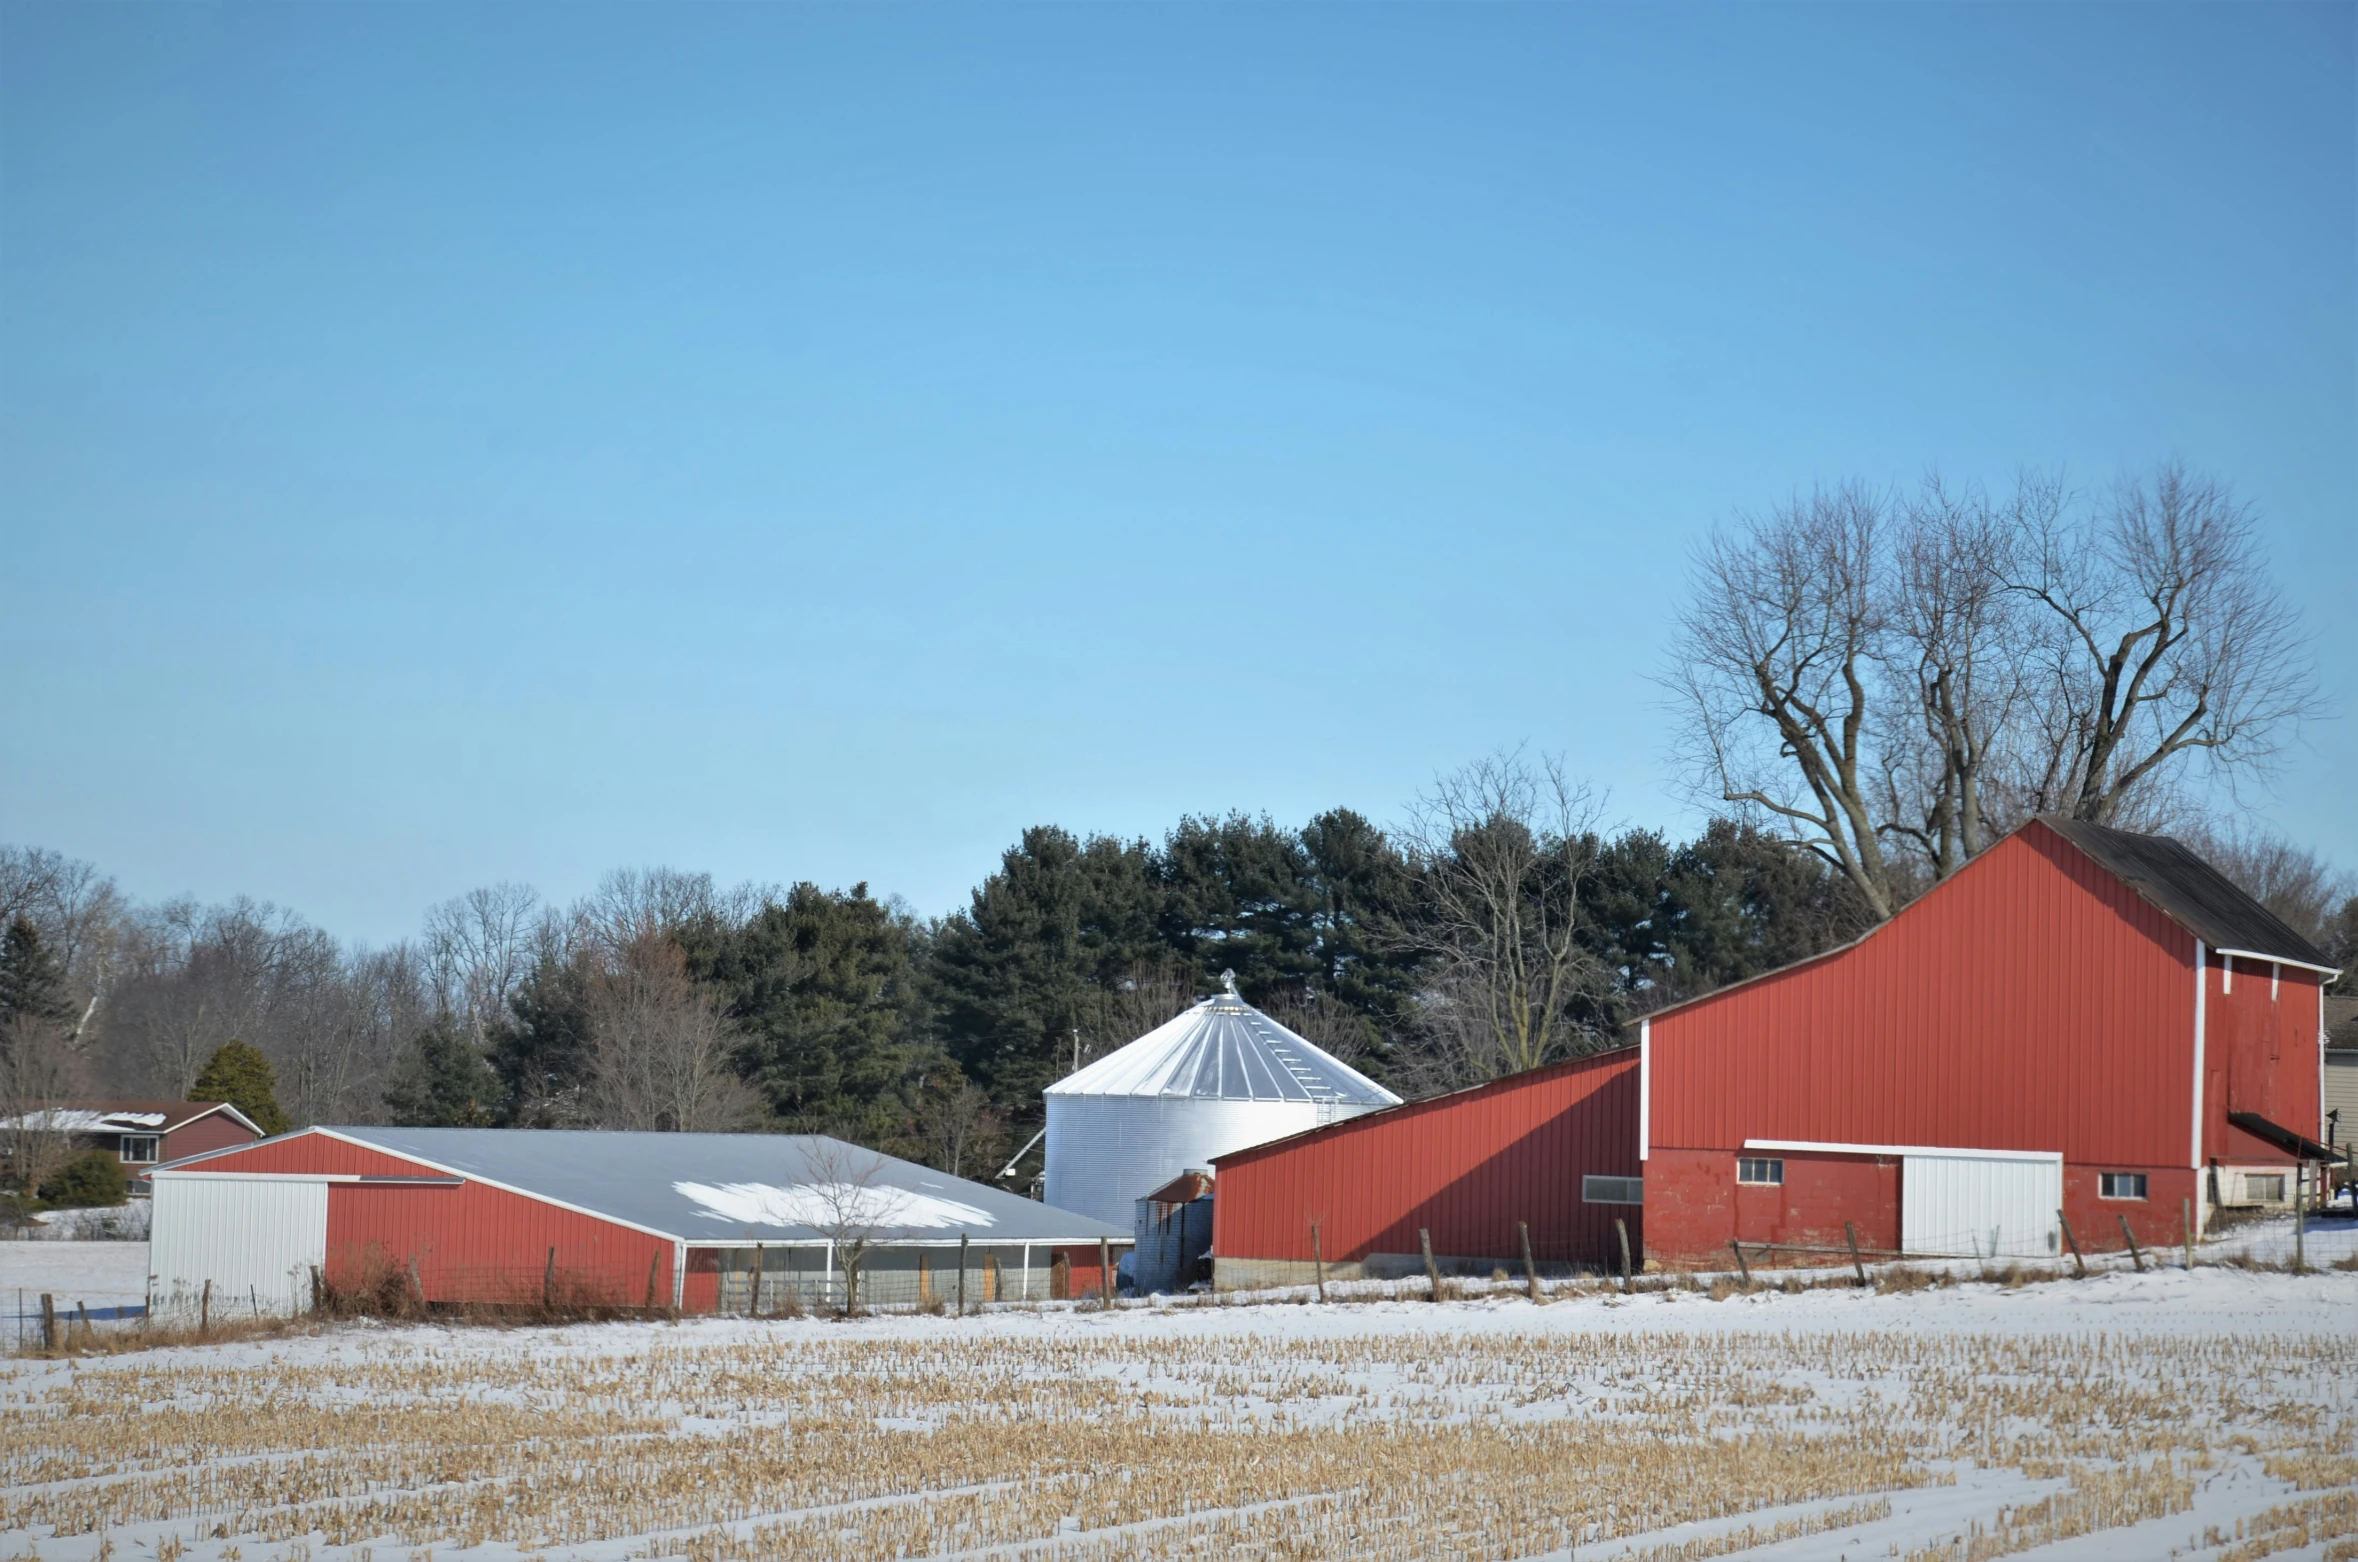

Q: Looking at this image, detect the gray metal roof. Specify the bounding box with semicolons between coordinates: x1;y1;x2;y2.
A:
1045;982;1402;1105
320;1127;1126;1245
2040;817;2335;970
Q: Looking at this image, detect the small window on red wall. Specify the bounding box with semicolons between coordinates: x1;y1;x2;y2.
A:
2098;1173;2147;1200
1737;1157;1783;1185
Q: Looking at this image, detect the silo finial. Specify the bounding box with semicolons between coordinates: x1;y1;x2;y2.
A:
1220;969;1238;996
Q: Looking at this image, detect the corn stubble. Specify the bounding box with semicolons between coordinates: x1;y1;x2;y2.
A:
3;1326;2350;1560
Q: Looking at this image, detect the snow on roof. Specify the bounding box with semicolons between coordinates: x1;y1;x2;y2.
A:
1045;976;1402;1106
0;1109;169;1133
301;1127;1128;1245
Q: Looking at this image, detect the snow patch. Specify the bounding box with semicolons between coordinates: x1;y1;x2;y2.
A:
672;1181;996;1231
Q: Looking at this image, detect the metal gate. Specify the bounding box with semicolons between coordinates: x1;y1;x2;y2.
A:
1900;1151;2061;1259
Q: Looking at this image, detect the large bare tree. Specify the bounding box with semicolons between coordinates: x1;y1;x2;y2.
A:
1670;463;2318;917
1668;483;1900;919
2001;462;2319;825
1399;751;1604;1086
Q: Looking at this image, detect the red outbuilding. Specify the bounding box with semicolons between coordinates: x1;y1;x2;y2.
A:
148;1125;1126;1316
1209;818;2339;1284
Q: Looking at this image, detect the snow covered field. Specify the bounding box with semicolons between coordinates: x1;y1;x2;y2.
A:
4;1255;2354;1562
0;1241;150;1342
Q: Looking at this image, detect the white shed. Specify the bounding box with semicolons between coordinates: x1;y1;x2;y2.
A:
1042;975;1401;1229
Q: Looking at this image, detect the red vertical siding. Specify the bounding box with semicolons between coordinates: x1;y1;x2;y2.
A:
159;1113;261;1162
1650;824;2194;1163
163;1130;681;1309
1213;1048;1640;1269
1644;822;2212;1264
2202;953;2323;1165
328;1181;673;1307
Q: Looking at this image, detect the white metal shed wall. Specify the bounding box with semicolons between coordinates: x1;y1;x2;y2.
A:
1900;1153;2061;1260
150;1175;329;1318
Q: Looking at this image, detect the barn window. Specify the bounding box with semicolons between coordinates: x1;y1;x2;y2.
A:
1582;1175;1643;1205
118;1135;159;1164
2244;1174;2285;1203
1736;1157;1783;1186
2098;1172;2146;1200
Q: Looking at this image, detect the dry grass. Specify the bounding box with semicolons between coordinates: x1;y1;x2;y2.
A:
3;1311;2351;1562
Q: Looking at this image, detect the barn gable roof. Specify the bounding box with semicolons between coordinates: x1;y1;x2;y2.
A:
157;1126;1126;1245
1630;815;2337;1030
2037;817;2334;971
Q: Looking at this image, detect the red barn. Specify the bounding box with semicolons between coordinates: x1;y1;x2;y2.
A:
1212;1046;1640;1288
1210;818;2338;1284
148;1126;1125;1315
1641;817;2338;1265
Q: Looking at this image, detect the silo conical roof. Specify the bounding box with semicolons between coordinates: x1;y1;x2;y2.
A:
1045;976;1402;1107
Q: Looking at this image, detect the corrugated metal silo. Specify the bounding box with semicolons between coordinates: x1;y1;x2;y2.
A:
1043;974;1401;1229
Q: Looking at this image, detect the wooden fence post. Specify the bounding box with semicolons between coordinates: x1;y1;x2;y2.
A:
2182;1197;2194;1270
2293;1165;2305;1272
1419;1228;1443;1303
646;1252;661;1311
1310;1221;1326;1304
1843;1222;1867;1288
1099;1237;1114;1309
199;1279;211;1333
958;1234;969;1317
2057;1210;2085;1277
1728;1240;1751;1287
40;1293;56;1352
409;1256;425;1314
754;1244;767;1316
543;1246;557;1308
2117;1215;2144;1273
1614;1219;1633;1294
1519;1220;1541;1304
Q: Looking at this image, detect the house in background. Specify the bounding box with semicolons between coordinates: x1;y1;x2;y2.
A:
0;1101;264;1183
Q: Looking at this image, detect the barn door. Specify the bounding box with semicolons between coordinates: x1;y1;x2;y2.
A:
1900;1154;2061;1260
150;1174;330;1317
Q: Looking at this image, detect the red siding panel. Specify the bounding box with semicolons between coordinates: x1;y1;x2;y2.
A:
1643;823;2210;1263
328;1180;674;1308
158;1113;262;1163
1650;825;2194;1163
1214;1049;1640;1269
167;1131;438;1178
2202;953;2323;1166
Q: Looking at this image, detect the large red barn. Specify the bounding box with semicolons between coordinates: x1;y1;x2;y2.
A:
1640;817;2337;1265
1209;818;2338;1283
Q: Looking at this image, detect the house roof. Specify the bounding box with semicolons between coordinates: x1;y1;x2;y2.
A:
158;1126;1127;1246
2038;817;2335;971
1046;979;1401;1106
0;1100;260;1136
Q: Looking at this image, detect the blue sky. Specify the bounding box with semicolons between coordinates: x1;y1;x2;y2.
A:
3;4;2352;944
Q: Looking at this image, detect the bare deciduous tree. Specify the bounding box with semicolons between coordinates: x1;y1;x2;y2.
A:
2002;461;2320;825
1399;751;1605;1087
1670;463;2320;917
424;884;542;1044
797;1137;905;1315
581;931;764;1133
1;1013;90;1201
903;1070;1005;1181
1668;483;1900;919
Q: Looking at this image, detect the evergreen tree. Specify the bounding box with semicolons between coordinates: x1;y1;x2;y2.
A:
930;827;1165;1104
0;915;71;1030
37;1148;128;1209
385;1016;505;1127
698;881;927;1138
191;1040;292;1136
488;953;595;1125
